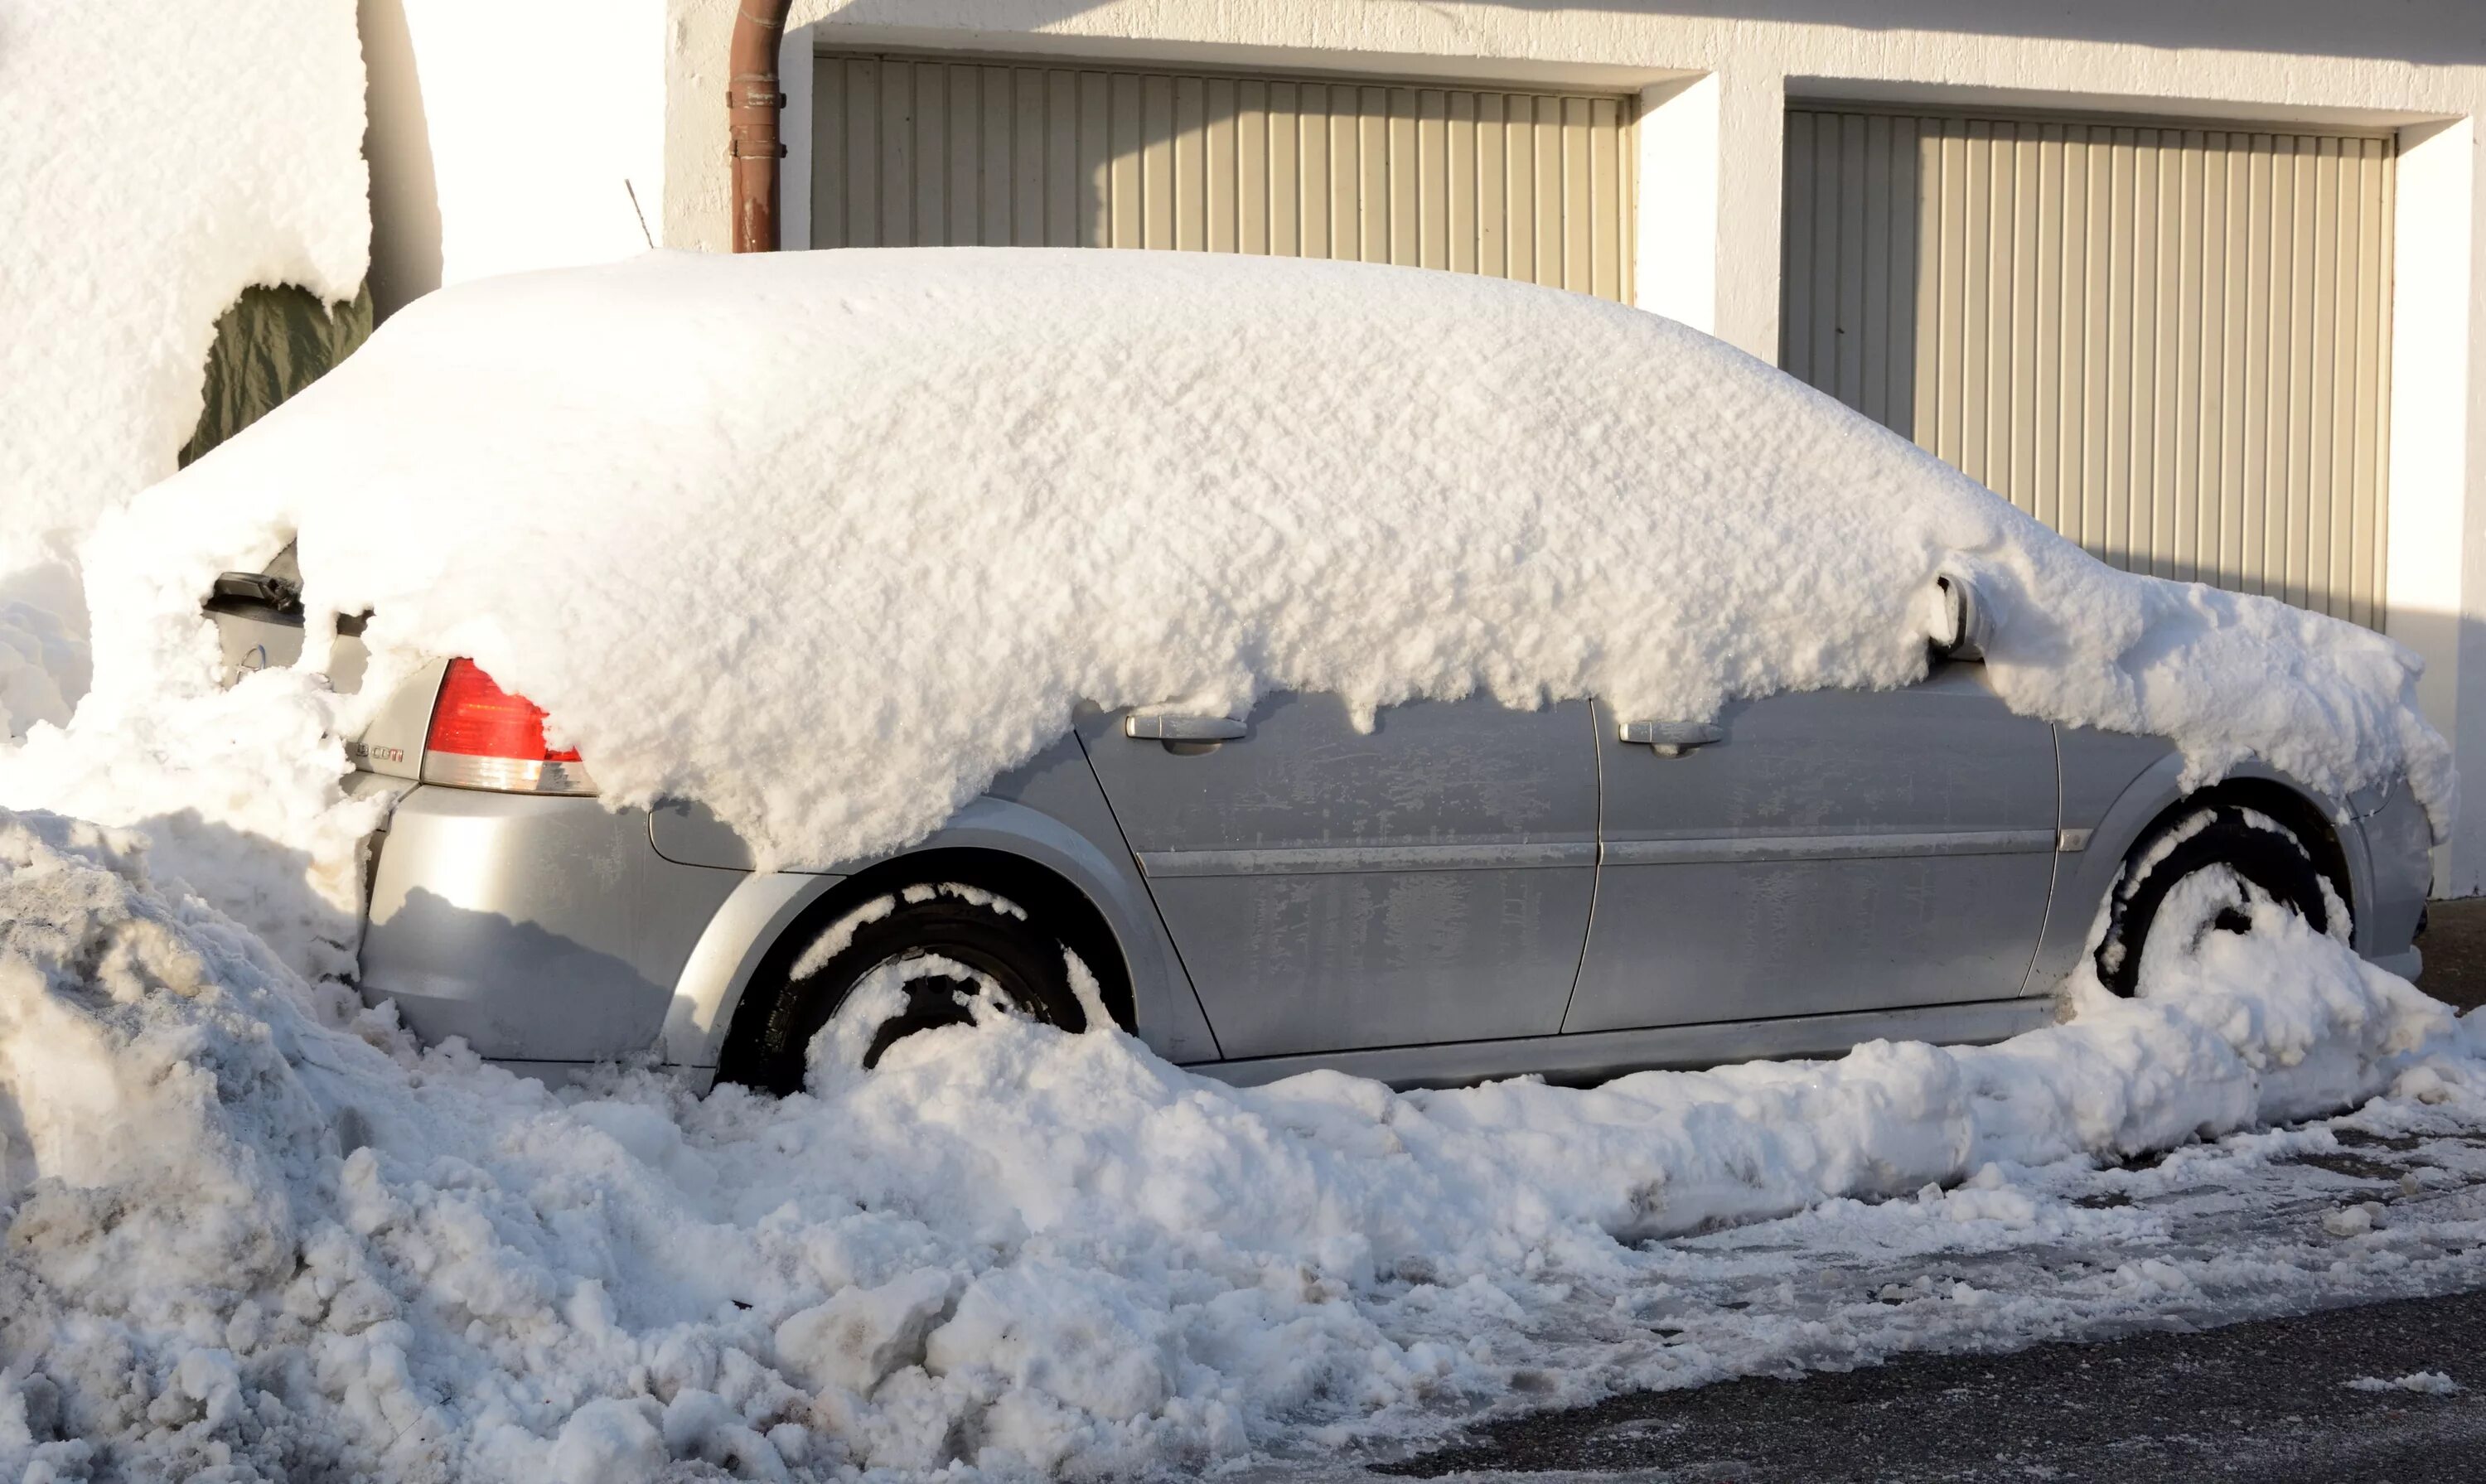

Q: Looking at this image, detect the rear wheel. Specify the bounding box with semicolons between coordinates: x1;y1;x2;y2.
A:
2093;805;2337;996
723;882;1089;1094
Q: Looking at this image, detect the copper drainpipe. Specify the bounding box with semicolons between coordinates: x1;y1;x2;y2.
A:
728;0;796;252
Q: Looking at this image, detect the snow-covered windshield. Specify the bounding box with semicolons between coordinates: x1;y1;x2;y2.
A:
75;249;2454;874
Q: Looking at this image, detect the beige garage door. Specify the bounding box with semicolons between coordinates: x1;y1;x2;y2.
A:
813;52;1635;302
1782;107;2395;625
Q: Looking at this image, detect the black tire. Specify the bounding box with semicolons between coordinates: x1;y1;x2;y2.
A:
2094;805;2334;996
723;884;1089;1094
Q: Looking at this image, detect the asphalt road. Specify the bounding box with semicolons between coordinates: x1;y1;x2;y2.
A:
1360;897;2486;1482
1378;1287;2486;1482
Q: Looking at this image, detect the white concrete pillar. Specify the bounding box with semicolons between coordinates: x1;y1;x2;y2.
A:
1705;66;1789;362
2385;116;2484;896
1633;75;1719;334
778;23;816;252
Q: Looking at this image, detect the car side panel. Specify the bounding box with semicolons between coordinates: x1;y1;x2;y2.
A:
2027;727;2175;993
1569;668;2057;1030
2357;785;2431;979
1077;692;1598;1058
985;734;1222;1061
2034;732;2397;993
361;787;743;1061
651;734;1221;1070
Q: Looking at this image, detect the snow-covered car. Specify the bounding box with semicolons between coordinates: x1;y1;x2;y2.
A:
171;249;2441;1093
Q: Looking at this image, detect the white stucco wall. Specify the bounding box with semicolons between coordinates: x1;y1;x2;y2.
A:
381;0;2486;893
361;0;667;317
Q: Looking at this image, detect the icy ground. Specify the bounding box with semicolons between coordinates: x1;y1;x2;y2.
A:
5;802;2486;1482
1250;1104;2486;1478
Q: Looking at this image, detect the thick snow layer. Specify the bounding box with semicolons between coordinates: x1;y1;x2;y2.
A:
69;249;2452;889
3;798;2481;1479
0;648;380;976
0;0;367;584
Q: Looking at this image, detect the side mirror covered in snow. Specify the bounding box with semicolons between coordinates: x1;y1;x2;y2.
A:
1935;574;1993;663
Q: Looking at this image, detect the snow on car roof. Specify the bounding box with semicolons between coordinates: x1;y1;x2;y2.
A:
107;247;2450;868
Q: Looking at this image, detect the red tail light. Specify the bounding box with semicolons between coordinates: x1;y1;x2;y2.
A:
421;659;596;795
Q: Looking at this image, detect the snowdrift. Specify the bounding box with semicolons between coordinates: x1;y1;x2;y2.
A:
0;0;366;651
1;800;2475;1479
66;249;2451;887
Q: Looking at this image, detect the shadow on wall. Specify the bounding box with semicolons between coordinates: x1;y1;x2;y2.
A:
359;0;443;319
805;49;1635;301
1481;0;2486;65
1777;109;2401;627
2425;610;2486;899
813;0;2486;65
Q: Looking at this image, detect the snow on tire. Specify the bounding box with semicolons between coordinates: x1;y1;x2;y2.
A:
2095;805;2343;997
729;882;1092;1093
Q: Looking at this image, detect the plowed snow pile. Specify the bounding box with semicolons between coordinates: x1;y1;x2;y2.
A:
2;799;2479;1480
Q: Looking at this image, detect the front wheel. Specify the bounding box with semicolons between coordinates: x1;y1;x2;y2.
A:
723;882;1090;1094
2093;805;2338;996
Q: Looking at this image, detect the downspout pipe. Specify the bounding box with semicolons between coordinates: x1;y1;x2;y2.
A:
728;0;795;252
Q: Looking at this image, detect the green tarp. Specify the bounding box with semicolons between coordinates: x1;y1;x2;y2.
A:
179;282;373;466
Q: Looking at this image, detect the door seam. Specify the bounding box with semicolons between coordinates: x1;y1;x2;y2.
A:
2011;723;2067;997
1555;697;1603;1034
1070;725;1228;1061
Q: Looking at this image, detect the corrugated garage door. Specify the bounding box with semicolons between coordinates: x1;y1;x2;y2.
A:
814;52;1634;302
1782;107;2395;625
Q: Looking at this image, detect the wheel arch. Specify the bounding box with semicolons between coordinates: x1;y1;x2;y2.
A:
2143;776;2354;915
659;795;1187;1081
2029;751;2373;992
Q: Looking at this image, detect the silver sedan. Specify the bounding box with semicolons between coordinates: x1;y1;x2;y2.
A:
208;560;2434;1094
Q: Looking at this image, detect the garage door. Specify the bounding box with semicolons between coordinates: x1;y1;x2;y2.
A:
813;52;1635;302
1782;107;2395;625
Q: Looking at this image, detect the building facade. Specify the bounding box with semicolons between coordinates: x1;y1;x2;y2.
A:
364;0;2486;896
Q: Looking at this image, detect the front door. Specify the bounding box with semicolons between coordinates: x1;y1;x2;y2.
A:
1567;665;2058;1032
1079;692;1598;1059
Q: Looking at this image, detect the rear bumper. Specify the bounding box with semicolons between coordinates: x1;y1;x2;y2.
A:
360;784;745;1062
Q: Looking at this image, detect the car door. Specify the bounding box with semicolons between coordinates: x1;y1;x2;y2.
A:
1565;665;2058;1032
1077;691;1598;1059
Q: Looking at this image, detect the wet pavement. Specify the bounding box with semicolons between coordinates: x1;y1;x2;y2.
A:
1378;1287;2486;1482
1308;899;2486;1482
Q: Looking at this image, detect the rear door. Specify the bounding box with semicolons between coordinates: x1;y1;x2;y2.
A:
1567;665;2058;1032
1078;692;1597;1059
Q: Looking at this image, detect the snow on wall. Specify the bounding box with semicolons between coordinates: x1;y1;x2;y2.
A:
0;0;368;611
0;796;2473;1478
91;249;2454;887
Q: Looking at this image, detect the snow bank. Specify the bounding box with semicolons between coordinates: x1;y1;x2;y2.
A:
0;0;367;953
0;0;367;582
69;249;2450;887
2;799;2476;1478
0;596;83;740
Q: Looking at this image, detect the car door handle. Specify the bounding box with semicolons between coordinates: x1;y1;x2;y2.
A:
1125;713;1248;742
1618;719;1724;757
